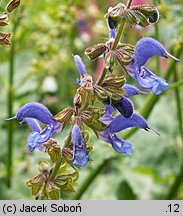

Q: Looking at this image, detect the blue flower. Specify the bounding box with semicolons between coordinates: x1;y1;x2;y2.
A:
123;84;149;97
112;96;134;118
99;108;152;155
6;102;63;152
72;125;90;167
125;37;179;95
111;84;147;118
73;54;87;77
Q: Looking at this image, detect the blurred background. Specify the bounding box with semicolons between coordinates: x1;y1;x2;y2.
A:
0;0;183;199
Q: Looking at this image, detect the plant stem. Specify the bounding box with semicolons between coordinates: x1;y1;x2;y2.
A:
112;0;133;50
154;24;160;76
97;0;133;85
50;129;72;181
72;46;183;199
96;67;107;85
153;0;161;76
168;80;183;90
163;60;183;200
72;157;117;200
50;156;63;181
164;164;183;199
6;14;19;187
112;19;126;51
173;68;183;142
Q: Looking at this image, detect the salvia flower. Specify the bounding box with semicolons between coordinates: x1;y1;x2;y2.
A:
125;37;179;95
72;125;90;167
6;102;63;152
112;97;134;118
99;108;152;155
111;84;147;118
123;84;149;97
73;54;87;77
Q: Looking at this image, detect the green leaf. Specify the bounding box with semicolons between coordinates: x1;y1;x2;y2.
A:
116;180;137;200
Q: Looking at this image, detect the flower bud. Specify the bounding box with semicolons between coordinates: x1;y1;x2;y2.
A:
131;4;159;23
102;75;126;90
85;43;107;60
0;13;9;26
6;0;21;13
44;139;61;163
54;107;74;127
74;93;82;108
106;3;125;29
124;4;159;27
81;111;106;131
62;147;73;163
37;160;50;176
77;87;93;110
0;32;11;46
115;43;134;65
104;51;117;72
93;85;109;102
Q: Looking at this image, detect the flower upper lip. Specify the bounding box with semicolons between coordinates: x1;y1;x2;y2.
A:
124;37;179;95
6;102;63;152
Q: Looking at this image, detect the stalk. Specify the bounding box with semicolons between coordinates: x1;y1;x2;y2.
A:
97;0;133;85
6;14;19;187
50;128;72;181
72;157;117;200
164;60;183;200
153;0;161;76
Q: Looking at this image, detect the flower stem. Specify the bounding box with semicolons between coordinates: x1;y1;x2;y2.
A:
96;67;107;85
72;157;117;200
153;0;160;76
168;80;183;90
112;0;133;50
164;164;183;199
50;156;63;182
173;67;183;143
163;60;183;200
97;0;133;85
6;13;20;187
50;128;72;181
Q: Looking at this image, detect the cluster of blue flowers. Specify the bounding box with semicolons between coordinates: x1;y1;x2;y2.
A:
7;7;179;168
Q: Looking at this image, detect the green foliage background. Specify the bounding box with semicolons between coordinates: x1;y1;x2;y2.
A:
0;0;182;199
